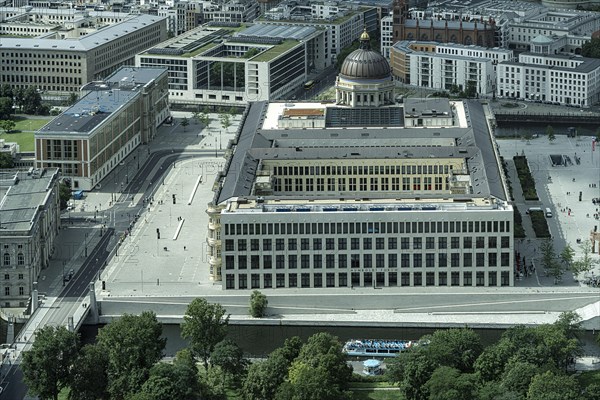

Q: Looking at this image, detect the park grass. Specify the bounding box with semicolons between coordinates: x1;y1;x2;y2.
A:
351;389;404;400
1;131;35;151
1;116;52;152
13;116;52;132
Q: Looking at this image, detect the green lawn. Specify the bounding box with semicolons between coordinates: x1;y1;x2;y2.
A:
13;116;52;132
1;116;52;152
1;131;35;152
351;389;404;400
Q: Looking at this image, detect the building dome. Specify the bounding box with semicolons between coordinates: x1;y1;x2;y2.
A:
340;29;391;80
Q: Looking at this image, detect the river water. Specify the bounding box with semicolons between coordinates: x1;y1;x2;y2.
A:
79;324;600;358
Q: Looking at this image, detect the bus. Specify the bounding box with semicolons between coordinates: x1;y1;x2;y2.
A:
304;80;315;90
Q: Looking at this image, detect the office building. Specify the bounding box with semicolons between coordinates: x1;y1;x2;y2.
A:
391;40;514;96
0;12;167;97
136;23;327;107
34;67;169;191
496;51;600;106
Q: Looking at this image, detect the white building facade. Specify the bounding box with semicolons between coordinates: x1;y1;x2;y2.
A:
391;41;513;97
496;52;600;106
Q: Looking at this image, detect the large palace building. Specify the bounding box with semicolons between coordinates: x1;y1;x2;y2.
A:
206;31;514;290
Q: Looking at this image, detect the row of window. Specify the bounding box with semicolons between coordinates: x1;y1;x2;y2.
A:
225;236;511;252
224;251;512;270
273;164;453;176
3;286;26;296
273;176;448;192
223;220;511;236
224;270;511;289
3;253;26;266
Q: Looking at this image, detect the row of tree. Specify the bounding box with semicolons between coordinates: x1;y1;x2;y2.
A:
539;238;598;283
387;311;598;400
22;298;234;400
0;85;48;120
22;297;350;400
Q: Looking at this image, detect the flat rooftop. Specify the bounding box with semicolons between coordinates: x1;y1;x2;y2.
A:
0;169;59;232
0;14;165;51
39;67;165;135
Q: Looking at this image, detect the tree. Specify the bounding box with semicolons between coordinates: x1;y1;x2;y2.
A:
527;371;580;400
582;37;600;59
0;97;13;120
546;125;555;143
554;311;583;340
22;86;43;115
499;360;540;397
135;353;201;400
540;239;562;281
0;119;16;133
97;311;166;400
241;337;303;400
423;328;483;372
0;84;13;99
474;339;514;382
181;297;230;370
572;239;598;277
560;243;575;271
59;180;71;209
198;112;210;129
211;339;248;387
423;366;477;400
387;349;438;400
192;111;200;124
0;152;14;169
281;361;349;400
181;117;189;132
249;290;268;317
13;87;25;112
67;92;78;106
21;326;79;400
294;333;352;391
219;113;231;134
68;343;109;400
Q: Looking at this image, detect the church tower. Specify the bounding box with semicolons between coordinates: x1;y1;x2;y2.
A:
392;0;409;42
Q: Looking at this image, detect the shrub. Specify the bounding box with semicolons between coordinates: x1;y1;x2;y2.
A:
530;211;550;238
513;156;539;200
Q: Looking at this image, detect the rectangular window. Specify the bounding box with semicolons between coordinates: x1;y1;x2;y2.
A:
413;254;422;268
338;238;347;250
451;237;460;249
426;237;435;249
463;237;472;248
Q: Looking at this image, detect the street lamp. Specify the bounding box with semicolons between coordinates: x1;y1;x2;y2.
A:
84;233;89;257
215;137;218;158
62;261;66;286
219;129;222;150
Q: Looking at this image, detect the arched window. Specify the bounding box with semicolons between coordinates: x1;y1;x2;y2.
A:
464;36;472;45
3;253;10;266
420;33;429;40
435;34;443;41
17;253;24;266
407;33;414;40
450;34;457;43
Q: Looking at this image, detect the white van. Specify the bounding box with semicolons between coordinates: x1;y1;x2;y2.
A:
526;207;542;214
545;208;552;218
